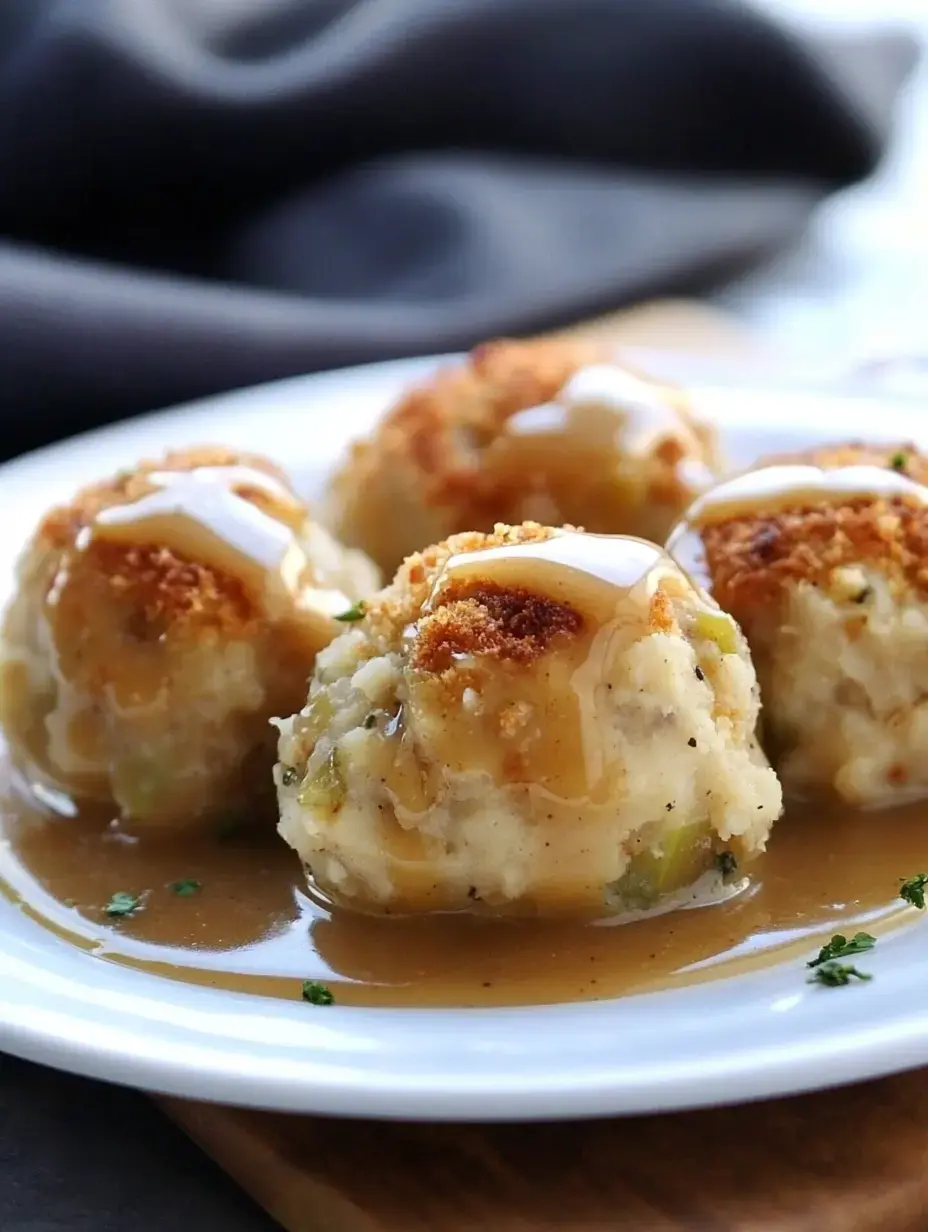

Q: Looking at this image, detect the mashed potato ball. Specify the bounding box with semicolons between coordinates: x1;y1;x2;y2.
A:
0;447;379;829
275;522;780;917
667;442;928;806
325;337;722;576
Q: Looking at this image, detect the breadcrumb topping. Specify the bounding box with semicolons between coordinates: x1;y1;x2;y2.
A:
701;442;928;618
36;447;298;637
379;337;605;505
89;541;258;635
366;522;560;648
413;581;583;674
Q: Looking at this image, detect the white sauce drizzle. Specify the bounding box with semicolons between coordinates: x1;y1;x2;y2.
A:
425;529;719;629
507;363;701;464
666;463;928;593
683;463;928;529
90;465;347;619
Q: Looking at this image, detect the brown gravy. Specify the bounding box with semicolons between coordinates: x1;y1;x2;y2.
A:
1;754;924;1009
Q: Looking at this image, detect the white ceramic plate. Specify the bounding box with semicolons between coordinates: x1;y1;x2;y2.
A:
2;356;928;1122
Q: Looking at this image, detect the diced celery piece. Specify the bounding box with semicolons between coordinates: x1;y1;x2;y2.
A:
607;820;711;912
694;611;738;655
298;747;346;818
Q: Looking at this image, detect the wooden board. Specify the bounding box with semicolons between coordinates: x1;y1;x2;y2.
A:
160;300;928;1232
164;1070;928;1232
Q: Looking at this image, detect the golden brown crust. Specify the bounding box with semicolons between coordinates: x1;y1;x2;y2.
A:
34;447;298;639
329;337;722;576
701;442;928;621
366;522;559;649
345;337;605;510
412;581;583;674
88;541;258;635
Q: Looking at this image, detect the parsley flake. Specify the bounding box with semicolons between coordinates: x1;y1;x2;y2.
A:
105;891;141;918
807;931;875;968
716;851;738;878
170;879;201;897
334;601;367;623
363;713;377;730
890;451;908;472
301;980;335;1006
900;873;928;910
807;961;872;988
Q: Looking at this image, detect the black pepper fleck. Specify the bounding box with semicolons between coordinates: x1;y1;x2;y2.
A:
695;667;705;682
688;737;697;748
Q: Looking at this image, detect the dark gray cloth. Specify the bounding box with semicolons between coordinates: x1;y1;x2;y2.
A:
0;3;918;1229
0;0;917;460
0;1054;274;1231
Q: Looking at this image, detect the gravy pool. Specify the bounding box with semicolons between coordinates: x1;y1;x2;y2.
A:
1;756;923;1008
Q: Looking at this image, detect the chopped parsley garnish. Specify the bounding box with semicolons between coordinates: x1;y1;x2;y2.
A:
104;891;141;918
807;961;872;988
301;980;335;1006
280;766;299;787
890;451;908;472
363;713;377;730
900;873;928;909
716;851;738;878
170;879;201;897
334;601;367;623
807;932;875;968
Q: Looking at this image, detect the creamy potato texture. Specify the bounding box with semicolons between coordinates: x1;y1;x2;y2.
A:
0;448;379;829
276;522;781;917
671;443;928;806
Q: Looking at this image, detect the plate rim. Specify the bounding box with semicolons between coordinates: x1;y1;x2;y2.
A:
2;355;928;1121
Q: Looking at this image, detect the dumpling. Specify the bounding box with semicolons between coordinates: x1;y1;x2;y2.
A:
668;442;928;805
276;521;780;917
0;447;379;828
326;336;721;575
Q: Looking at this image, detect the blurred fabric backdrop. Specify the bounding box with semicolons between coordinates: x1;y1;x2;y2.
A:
0;0;919;458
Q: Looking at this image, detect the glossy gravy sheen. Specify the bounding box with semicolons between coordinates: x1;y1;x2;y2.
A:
667;463;928;585
1;761;922;1007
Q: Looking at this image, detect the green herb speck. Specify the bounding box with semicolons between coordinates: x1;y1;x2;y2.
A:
807;961;872;988
807;931;875;968
716;851;738;878
104;891;141;918
334;601;367;623
301;980;335;1006
900;873;928;910
170;879;201;897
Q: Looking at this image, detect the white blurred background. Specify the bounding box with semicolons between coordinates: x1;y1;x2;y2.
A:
723;0;928;363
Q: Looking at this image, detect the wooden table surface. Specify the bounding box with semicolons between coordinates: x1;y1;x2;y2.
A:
162;300;928;1232
165;1068;928;1232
